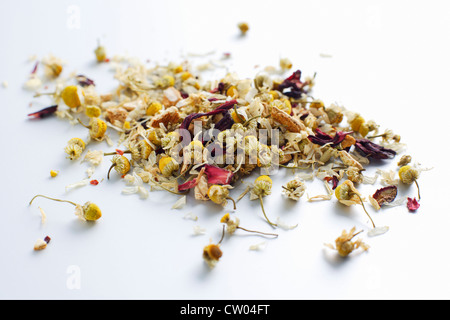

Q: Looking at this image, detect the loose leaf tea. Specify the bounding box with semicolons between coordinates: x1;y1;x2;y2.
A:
26;47;429;265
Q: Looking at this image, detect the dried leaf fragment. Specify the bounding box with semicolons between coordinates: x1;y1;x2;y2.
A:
271;106;305;133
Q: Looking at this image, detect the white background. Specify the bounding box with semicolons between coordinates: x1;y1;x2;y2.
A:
1;0;449;300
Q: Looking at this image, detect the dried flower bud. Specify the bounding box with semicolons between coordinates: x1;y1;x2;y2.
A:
61;85;82;109
208;185;235;209
159;156;179;177
397;155;412;167
398;165;419;184
325;227;369;257
108;155;131;179
65;138;86;160
282;178;306;201
202;243;223;268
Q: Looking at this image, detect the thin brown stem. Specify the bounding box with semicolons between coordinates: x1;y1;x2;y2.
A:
107;163;117;180
259;195;277;228
226;197;236;210
104;150;131;156
29;195;77;207
77;118;90;129
218;225;226;244
355;194;376;229
414;180;421;200
237;226;278;238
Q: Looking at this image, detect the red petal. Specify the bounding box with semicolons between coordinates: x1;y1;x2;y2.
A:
204;165;233;185
178;178;198;191
407;197;420;211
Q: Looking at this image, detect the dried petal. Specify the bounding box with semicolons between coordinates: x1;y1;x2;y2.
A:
354;139;396;159
372;185;398;206
27;105;58;119
277;70;307;99
308;129;352;148
407;197;420;211
204;164;233;185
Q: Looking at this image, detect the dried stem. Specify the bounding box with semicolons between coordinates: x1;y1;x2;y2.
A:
77;118;90;129
218;225;226;245
104;150;131;156
107;163;117;180
237;226;278;238
414;180;421;200
149;179;187;196
354;194;376;229
29;195;77;207
259;195;277;228
226;197;236;210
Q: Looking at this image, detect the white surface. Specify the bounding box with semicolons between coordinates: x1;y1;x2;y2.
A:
1;0;450;300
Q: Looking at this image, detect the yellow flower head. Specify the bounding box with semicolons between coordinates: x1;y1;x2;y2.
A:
82;202;102;221
159;156;179;177
108;155;131;179
398;165;419;184
64;137;86;160
146;101;162;116
208;185;232;207
252;175;273;198
85;105;102;118
88;117;107;139
202;243;223;268
130;140;153;161
61;85;82;109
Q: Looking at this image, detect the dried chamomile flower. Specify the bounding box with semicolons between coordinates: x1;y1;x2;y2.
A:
279;58;293;71
34;236;51;251
65;137;86;160
202;225;225;269
129;140;153;161
146;101;162;116
207;185;236;210
42;55;63;78
107;155;131;179
398;165;421;200
220;213;278;237
85;105;102;118
335;180;376;229
94;40;107;62
61;85;83;109
251;175;277;227
397;155;412;167
29;195;102;221
282;178;306;201
78;117;108;140
237;22;249;36
345;166;364;184
325;227;369;257
159;156;179;177
203;243;223;269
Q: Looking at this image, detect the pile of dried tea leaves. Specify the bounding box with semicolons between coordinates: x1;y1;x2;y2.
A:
25;45;429;263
